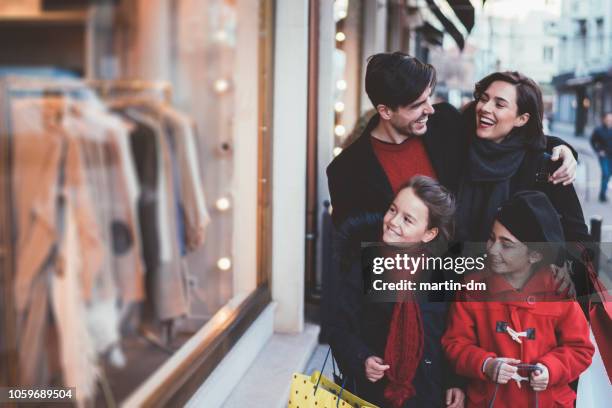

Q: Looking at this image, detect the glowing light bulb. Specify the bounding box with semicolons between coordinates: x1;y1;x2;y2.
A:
213;30;228;43
334;125;346;137
216;197;231;211
336;79;347;90
214;79;230;93
334;101;345;112
335;32;346;42
333;147;343;157
217;257;232;271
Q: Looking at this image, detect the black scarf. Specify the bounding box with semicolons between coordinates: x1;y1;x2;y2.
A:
457;130;528;241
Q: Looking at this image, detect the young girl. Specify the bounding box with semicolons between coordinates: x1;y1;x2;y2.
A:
442;191;594;407
328;175;464;408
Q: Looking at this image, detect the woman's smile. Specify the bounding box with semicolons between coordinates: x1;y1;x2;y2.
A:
477;114;496;129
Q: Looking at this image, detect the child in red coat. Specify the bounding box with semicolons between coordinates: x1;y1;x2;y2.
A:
442;191;594;407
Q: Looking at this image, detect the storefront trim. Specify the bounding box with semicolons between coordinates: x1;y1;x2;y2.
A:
123;286;271;408
185;302;277;407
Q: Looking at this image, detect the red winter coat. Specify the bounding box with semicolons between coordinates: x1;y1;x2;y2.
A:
442;268;594;408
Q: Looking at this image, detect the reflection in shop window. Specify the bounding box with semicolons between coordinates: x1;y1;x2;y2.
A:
0;0;264;405
333;0;349;152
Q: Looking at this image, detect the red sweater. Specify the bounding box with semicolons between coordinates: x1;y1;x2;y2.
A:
370;136;437;193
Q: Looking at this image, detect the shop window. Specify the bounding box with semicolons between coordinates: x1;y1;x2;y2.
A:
0;0;273;405
332;0;365;153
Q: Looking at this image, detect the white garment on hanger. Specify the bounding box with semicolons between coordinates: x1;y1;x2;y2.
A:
159;104;210;247
51;201;98;407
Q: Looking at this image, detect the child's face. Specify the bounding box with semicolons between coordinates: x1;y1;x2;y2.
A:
382;187;437;244
486;221;541;275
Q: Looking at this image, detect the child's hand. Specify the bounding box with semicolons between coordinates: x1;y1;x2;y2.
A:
364;356;389;383
484;357;521;384
552;261;575;297
530;363;549;391
445;387;465;408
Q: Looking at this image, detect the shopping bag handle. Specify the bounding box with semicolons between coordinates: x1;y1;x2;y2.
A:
314;347;347;407
313;347;332;395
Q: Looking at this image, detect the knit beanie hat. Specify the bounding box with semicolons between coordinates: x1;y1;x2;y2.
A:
495;190;565;243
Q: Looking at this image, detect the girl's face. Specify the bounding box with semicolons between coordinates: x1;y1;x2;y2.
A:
382;187;438;244
475;81;530;143
486;221;542;275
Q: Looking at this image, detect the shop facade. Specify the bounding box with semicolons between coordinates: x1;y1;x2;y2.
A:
0;0;471;406
553;71;612;137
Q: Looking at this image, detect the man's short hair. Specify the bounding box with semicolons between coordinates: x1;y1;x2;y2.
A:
365;52;437;110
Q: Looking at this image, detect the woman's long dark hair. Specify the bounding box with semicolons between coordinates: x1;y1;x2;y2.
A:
466;71;546;149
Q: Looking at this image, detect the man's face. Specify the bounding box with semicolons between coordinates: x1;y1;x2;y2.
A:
385;86;435;137
604;113;612;128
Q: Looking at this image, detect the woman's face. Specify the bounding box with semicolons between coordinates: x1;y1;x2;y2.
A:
475;81;530;143
382;187;438;244
486;221;541;275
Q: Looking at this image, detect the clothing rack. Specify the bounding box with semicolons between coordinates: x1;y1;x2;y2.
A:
0;77;177;397
86;79;173;104
2;76;92;94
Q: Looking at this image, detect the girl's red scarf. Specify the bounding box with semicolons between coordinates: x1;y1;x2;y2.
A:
383;299;424;408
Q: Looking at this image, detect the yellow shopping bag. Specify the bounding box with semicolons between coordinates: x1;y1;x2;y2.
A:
288;371;379;408
288;347;379;408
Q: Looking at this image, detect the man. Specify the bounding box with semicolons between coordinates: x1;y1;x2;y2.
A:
590;111;612;202
327;52;577;228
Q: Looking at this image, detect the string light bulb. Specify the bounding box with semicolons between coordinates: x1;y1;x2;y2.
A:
213;30;229;43
214;79;230;94
335;32;346;42
334;101;345;112
217;257;232;271
334;125;346;137
333;147;343;157
336;79;347;91
216;197;231;211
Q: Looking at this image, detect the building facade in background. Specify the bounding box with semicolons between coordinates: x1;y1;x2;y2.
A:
553;0;612;136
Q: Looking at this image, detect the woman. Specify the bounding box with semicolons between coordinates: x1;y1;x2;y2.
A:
328;175;465;408
442;191;594;407
456;71;590;245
